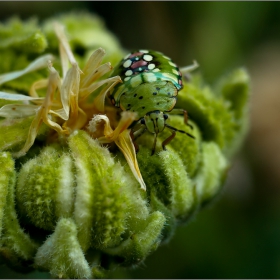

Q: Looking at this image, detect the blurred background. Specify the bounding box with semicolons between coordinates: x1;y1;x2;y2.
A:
1;1;280;278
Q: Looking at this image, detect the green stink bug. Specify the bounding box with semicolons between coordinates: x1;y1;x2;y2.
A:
110;50;198;155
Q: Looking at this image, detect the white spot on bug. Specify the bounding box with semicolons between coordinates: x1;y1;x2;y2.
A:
172;69;179;75
123;60;132;68
125;70;133;76
143;73;157;82
148;63;155;70
138;67;142;71
139;50;149;53
143;54;153;62
135;57;139;61
153;68;160;72
124;77;131;82
130;75;142;87
169;61;176;67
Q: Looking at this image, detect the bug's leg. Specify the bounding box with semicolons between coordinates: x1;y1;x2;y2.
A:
130;126;147;153
133;126;147;141
166;108;193;129
151;133;158;156
165;124;195;139
162;130;176;151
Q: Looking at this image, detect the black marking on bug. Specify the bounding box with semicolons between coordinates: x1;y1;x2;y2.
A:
153;92;157;95
139;96;143;99
142;106;145;109
134;93;137;97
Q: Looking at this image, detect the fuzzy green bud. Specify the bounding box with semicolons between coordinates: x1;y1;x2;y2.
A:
0;152;38;269
16;145;74;230
34;218;92;279
0;13;250;278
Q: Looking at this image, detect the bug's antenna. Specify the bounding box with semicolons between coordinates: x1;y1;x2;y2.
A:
165;124;195;139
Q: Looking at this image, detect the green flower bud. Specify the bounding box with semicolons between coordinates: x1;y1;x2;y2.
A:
0;152;38;271
69;130;137;251
0;13;250;278
104;211;166;267
193;142;228;205
0;17;47;54
34;218;91;279
176;68;250;158
0;18;49;94
16;145;74;230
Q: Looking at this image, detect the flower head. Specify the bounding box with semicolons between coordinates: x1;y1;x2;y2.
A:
0;13;250;279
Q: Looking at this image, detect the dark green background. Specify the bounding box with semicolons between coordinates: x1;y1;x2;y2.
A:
1;1;280;278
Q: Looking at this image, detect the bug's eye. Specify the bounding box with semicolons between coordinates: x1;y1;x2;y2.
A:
140;118;145;124
164;114;168;120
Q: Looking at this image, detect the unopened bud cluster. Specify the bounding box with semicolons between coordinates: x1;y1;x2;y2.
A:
0;13;250;278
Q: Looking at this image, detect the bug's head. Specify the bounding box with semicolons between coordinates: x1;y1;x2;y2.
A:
141;110;168;134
